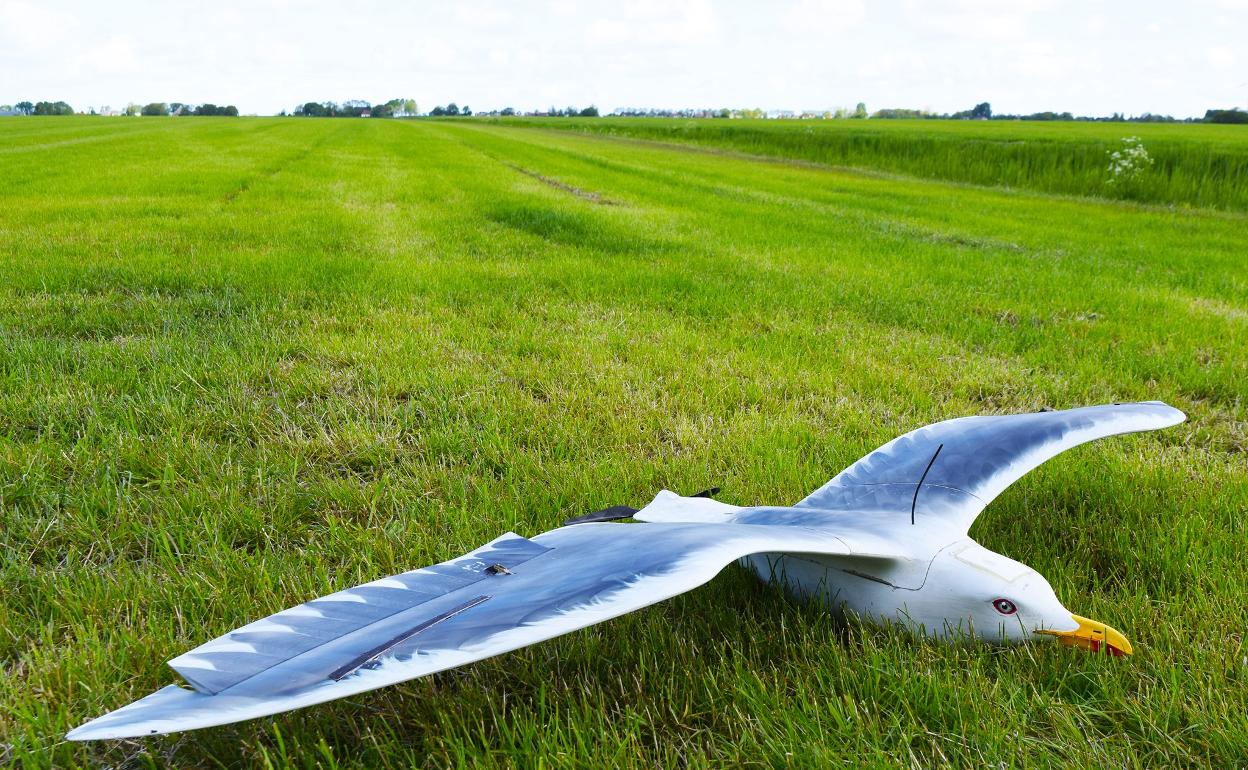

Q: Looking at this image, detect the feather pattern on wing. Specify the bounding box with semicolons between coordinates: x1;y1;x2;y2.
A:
796;401;1185;531
68;519;863;740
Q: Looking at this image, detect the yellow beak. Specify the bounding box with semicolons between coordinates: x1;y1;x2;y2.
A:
1035;614;1133;656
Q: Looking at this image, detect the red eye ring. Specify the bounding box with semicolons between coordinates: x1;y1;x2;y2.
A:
992;598;1017;615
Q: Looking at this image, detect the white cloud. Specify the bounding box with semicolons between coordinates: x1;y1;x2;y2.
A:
781;0;866;35
1206;46;1236;69
585;0;720;45
454;2;515;27
0;0;76;51
77;36;139;74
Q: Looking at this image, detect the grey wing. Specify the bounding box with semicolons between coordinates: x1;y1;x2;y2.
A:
796;402;1185;532
68;521;858;740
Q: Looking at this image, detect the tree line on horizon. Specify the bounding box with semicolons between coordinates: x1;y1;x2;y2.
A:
606;102;1247;124
0;100;238;116
283;100;599;118
869;102;1248;124
141;103;238;116
5;98;1246;124
290;99;418;118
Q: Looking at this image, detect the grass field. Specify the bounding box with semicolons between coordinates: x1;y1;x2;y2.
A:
485;116;1248;211
2;115;1246;768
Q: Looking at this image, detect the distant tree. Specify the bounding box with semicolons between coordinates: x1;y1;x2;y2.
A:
579;105;599;117
446;103;460;116
873;107;928;119
191;103;238;116
141;102;168;116
1017;111;1072;121
124;103;140;116
1205;108;1248;124
461;105;472;115
383;98;413;117
971;102;992;119
431;105;447;116
852;102;867;119
15;100;34;115
34;100;75;115
169;102;188;115
500;107;515;116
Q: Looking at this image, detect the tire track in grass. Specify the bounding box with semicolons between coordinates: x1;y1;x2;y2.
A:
496;160;621;206
445;121;1037;260
0;124;170;154
418;121;623;206
457;123;1248;310
0;119;156;144
221;123;352;205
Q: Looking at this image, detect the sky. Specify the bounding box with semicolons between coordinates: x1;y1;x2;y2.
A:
1;0;1245;117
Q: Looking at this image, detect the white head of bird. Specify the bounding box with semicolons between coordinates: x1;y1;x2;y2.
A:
930;541;1131;655
737;524;1131;657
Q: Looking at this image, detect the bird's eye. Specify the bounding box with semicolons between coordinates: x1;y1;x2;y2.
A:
992;598;1017;615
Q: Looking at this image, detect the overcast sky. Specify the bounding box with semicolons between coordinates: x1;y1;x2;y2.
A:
2;0;1244;117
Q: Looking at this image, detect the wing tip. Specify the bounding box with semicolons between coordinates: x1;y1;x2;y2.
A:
1124;400;1186;428
65;721;148;742
65;685;194;741
64;724;92;741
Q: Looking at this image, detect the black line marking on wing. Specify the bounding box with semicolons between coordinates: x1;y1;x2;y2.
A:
329;595;492;681
911;443;944;526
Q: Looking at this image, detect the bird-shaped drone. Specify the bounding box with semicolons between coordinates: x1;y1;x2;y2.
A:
69;402;1184;740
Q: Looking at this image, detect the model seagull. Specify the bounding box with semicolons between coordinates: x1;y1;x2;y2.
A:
68;402;1184;740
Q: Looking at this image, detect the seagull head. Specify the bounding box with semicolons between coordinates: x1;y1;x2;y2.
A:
928;541;1133;656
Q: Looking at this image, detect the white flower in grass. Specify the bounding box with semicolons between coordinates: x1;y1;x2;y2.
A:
1106;136;1153;185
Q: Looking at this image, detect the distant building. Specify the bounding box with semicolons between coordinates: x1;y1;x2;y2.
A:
360;110;371;118
0;108;21;117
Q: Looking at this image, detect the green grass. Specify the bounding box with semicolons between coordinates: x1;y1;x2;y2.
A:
483;116;1248;211
2;115;1246;768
